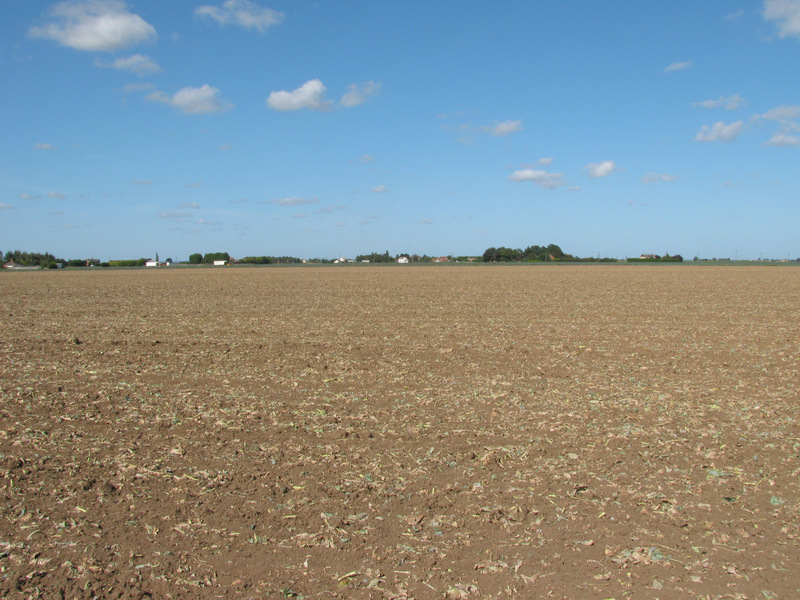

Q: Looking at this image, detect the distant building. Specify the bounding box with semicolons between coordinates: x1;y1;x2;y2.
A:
397;256;410;264
145;259;158;267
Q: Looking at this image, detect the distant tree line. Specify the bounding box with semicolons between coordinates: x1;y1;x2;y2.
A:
627;254;683;263
189;252;230;264
482;244;571;262
3;250;64;268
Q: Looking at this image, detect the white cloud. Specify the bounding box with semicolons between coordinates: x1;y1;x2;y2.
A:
96;53;160;75
765;132;800;146
509;169;565;189
757;104;800;123
664;60;692;72
179;202;201;209
694;120;744;142
29;0;156;52
693;94;745;110
340;81;381;107
47;191;69;199
267;197;319;206
642;172;678;184
267;79;332;111
371;185;389;193
35;143;54;150
490;120;523;137
584;161;618;178
195;0;284;33
147;85;233;114
764;0;800;39
20;193;42;200
0;203;14;210
157;210;193;221
537;157;553;165
360;155;375;163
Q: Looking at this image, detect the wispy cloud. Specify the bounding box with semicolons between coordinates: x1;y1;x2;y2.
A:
183;183;204;189
267;197;319;206
537;157;553;166
148;85;233;114
20;193;42;200
695;120;744;142
267;79;332;111
179;202;201;209
509;169;565;189
29;0;156;52
47;191;69;199
0;203;14;210
130;180;152;185
371;185;389;193
35;143;54;150
642;172;678;184
584;161;618;178
360;155;375;163
763;0;800;40
765;132;800;146
96;54;161;76
340;81;381;107
488;120;523;137
756;104;800;124
663;60;692;72
693;94;745;110
195;0;284;33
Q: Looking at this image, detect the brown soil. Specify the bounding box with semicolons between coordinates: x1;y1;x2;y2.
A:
1;265;799;599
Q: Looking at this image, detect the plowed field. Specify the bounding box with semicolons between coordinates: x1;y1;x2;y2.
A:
1;265;799;599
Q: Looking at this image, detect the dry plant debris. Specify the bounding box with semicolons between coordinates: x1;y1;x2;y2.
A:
1;265;799;598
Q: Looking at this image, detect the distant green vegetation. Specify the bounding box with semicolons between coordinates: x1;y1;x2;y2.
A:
3;250;64;268
482;244;571;262
109;259;146;267
627;254;683;263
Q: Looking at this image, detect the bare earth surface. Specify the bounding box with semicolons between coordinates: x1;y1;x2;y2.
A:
1;265;799;599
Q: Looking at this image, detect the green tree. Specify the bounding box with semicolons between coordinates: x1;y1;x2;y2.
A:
189;253;203;264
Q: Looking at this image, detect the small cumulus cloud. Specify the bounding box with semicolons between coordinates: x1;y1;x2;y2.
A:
765;132;800;146
340;81;381;107
538;157;553;165
267;79;332;111
148;85;233;114
756;104;800;124
489;120;523;137
29;0;157;52
267;197;319;206
20;193;42;200
360;154;375;163
663;60;692;72
509;169;565;189
584;161;618;178
695;120;743;142
35;143;54;150
0;203;14;210
195;0;284;33
642;172;678;184
763;0;800;40
371;185;389;193
47;191;69;199
96;54;161;75
179;202;201;209
693;94;745;110
417;218;433;225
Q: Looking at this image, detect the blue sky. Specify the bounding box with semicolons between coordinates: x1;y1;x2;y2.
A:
1;0;799;261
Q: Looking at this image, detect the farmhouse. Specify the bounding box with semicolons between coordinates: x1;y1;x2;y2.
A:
145;259;158;267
